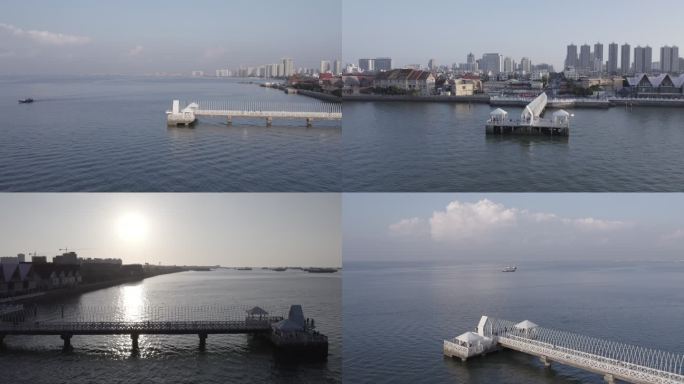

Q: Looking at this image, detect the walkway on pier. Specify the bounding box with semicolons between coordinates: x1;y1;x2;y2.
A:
445;316;684;384
166;100;342;126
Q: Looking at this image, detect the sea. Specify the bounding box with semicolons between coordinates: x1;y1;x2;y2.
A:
0;76;341;192
343;260;684;383
0;269;341;383
342;101;684;192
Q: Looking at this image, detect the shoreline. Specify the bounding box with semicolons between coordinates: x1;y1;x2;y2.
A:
1;271;186;305
343;94;684;109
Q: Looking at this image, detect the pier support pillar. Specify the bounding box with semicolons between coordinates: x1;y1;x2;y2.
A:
199;333;207;350
131;333;139;351
306;118;313;128
539;355;551;367
266;117;273;127
604;374;616;384
0;334;5;348
60;334;72;350
227;116;232;126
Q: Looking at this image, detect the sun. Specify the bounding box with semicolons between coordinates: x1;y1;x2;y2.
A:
117;211;149;243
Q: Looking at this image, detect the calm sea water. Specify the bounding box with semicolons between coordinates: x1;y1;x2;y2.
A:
0;76;341;192
343;260;684;383
343;102;684;191
0;269;341;383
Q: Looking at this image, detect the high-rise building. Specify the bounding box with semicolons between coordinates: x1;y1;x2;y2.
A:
520;57;531;73
482;53;503;75
320;60;331;74
359;58;375;72
374;57;393;72
608;43;619;74
503;57;513;74
282;58;294;77
579;44;591;71
621;43;631;74
634;46;652;74
466;53;476;72
565;44;578;68
333;60;342;75
594;42;604;64
428;58;437;71
660;46;680;73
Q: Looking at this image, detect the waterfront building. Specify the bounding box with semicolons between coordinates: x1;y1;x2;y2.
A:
579;44;591;72
621;44;631;74
374;57;393;72
634;46;653;74
373;69;436;96
482;53;503;75
282;58;295;77
320;60;331;74
359;58;375;72
520;57;531;74
54;252;79;265
191;70;205;77
31;256;47;263
565;44;578;68
607;43;619;74
0;262;82;296
624;73;684;98
449;79;476;96
660;46;680;74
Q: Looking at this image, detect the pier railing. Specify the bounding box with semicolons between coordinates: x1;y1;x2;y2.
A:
188;100;342;116
483;317;684;381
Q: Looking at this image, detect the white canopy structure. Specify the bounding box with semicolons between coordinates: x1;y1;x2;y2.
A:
552;109;571;125
521;93;548;124
515;320;539;330
455;332;485;347
489;108;508;123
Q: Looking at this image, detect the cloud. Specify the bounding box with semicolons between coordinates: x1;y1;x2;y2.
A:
128;45;144;56
0;22;91;45
661;228;684;242
389;198;632;243
389;217;426;236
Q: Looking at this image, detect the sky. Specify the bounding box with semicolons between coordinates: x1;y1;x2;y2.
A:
343;194;684;263
0;193;341;268
0;0;341;75
343;0;683;69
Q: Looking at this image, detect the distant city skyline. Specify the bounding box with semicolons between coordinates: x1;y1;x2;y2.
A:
0;0;341;75
343;0;684;70
0;194;341;268
344;194;684;263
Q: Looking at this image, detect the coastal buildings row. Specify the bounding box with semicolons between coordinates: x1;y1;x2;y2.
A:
211;58;343;79
566;42;681;76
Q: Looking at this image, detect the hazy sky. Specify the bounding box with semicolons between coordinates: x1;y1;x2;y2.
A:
344;194;684;263
343;0;683;69
0;0;341;75
0;194;341;267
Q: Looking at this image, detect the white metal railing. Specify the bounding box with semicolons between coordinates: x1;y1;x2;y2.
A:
189;100;342;115
483;317;684;379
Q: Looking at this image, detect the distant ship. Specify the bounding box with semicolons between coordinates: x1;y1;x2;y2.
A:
271;267;287;272
502;266;517;272
236;267;252;271
18;98;34;104
304;268;338;274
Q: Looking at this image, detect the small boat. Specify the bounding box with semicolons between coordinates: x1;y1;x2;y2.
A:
236;267;253;271
271;267;287;272
304;267;338;274
18;98;34;104
502;266;517;272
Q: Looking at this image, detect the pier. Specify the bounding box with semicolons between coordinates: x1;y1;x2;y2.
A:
166;100;342;127
444;316;684;384
0;305;328;356
485;93;572;136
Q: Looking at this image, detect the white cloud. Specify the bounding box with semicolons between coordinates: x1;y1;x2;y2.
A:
661;228;684;242
389;217;426;236
0;22;91;45
389;198;632;243
128;45;144;56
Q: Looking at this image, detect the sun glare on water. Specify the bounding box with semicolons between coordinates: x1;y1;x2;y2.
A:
116;211;149;243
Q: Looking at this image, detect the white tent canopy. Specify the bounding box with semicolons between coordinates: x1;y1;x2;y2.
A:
515;320;539;330
490;108;508;116
456;331;483;344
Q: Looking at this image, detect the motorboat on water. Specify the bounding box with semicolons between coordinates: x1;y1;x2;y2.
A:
18;98;34;104
502;266;517;272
